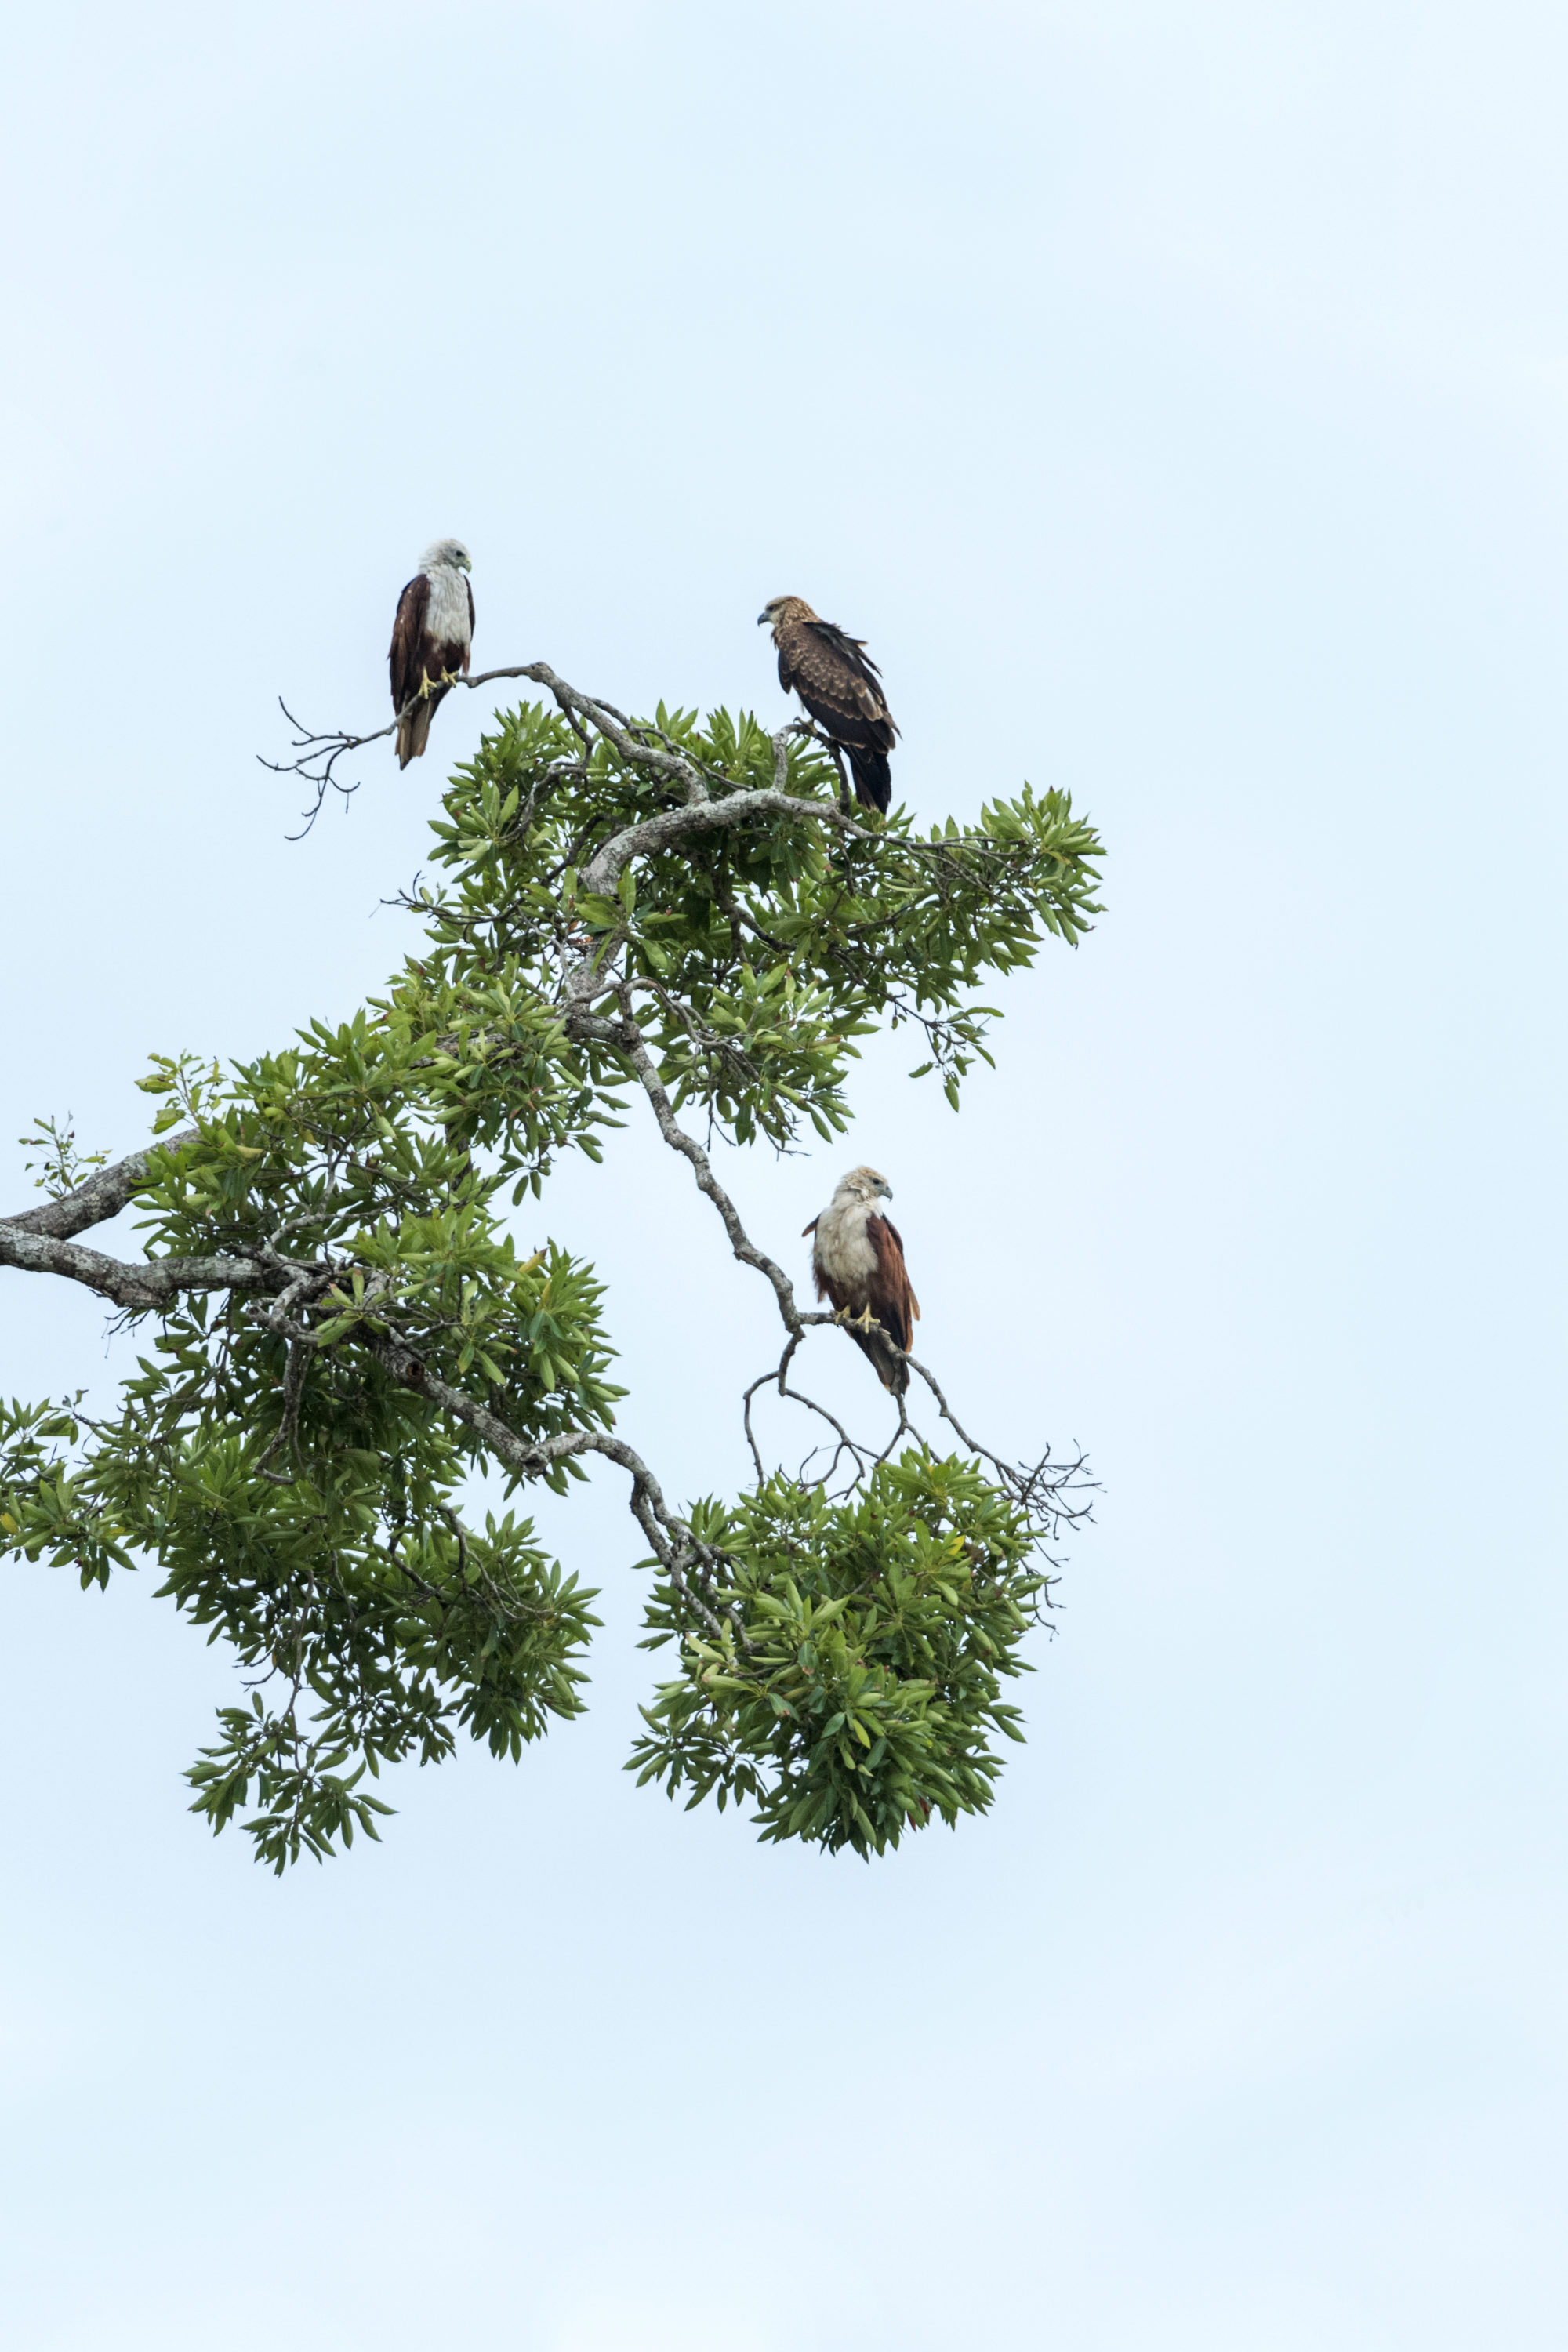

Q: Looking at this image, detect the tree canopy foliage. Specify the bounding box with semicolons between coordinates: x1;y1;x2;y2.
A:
0;670;1102;1868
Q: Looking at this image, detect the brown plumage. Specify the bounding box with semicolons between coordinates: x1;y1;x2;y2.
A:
803;1165;920;1393
758;594;898;814
389;537;474;768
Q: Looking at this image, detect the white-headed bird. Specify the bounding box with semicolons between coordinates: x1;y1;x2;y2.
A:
389;538;474;768
804;1166;920;1392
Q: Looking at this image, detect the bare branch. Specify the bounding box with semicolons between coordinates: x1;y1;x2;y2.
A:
262;661;712;833
263;659;877;844
258;698;390;834
604;987;805;1333
902;1352;1089;1519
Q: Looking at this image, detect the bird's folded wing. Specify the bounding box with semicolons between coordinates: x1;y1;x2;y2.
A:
389;573;431;711
806;618;885;683
797;622;897;740
868;1213;920;1352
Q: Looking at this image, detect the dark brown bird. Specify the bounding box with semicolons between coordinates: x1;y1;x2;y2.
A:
803;1165;920;1393
758;594;898;814
389;538;474;768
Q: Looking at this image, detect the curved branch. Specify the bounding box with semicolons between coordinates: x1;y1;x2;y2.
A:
575;779;869;899
902;1351;1088;1519
264;659;871;844
263;662;723;832
0;1225;271;1312
3;1129;199;1238
604;988;806;1333
354;1325;733;1643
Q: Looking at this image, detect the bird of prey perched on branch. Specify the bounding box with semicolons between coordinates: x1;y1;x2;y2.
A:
804;1166;920;1392
758;594;898;813
389;538;474;768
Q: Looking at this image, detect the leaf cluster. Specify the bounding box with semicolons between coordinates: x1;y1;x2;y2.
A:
2;1007;620;1866
630;1450;1051;1856
4;686;1102;1864
417;699;1102;1147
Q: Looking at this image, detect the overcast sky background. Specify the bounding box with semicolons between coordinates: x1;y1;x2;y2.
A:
2;2;1566;2345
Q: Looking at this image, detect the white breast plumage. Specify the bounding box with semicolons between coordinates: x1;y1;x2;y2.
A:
424;566;472;651
813;1197;879;1290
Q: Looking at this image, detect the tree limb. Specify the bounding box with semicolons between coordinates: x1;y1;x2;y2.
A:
605;986;806;1334
0;1224;271;1312
2;1129;199;1238
354;1326;732;1642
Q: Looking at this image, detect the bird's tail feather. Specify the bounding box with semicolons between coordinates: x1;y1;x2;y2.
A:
849;1323;909;1395
848;746;891;815
396;695;437;768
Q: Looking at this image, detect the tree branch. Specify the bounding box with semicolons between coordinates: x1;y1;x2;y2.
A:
264;659;871;842
605;986;806;1334
354;1326;733;1643
2;1129;199;1238
0;1224;271;1312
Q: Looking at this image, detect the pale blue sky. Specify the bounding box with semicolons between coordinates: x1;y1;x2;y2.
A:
2;4;1566;2347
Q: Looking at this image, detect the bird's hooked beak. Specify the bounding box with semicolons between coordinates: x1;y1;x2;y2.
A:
756;609;771;626
457;553;473;573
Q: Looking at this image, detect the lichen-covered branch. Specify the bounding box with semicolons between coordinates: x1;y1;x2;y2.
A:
0;1220;271;1311
3;1129;200;1238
